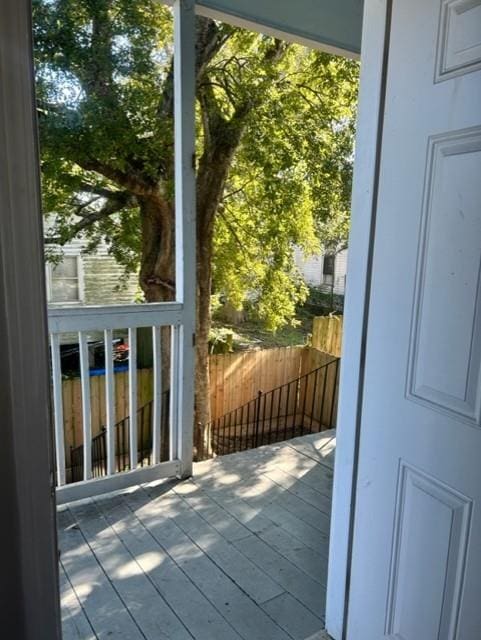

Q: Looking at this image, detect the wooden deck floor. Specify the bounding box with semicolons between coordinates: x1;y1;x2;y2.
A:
58;430;335;640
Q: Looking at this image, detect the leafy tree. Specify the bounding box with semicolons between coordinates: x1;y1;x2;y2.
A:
33;0;358;454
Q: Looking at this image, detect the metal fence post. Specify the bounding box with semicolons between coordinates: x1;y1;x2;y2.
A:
254;390;262;448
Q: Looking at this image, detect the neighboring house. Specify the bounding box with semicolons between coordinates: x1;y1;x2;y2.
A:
45;239;140;371
45;238;139;307
294;246;348;295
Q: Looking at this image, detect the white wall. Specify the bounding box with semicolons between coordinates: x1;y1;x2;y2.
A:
295;247;348;295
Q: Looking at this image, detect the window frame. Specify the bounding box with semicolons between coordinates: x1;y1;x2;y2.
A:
46;253;84;306
323;253;336;285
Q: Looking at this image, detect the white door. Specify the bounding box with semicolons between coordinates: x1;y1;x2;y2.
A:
347;0;481;638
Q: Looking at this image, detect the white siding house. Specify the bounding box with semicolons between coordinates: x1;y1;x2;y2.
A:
45;238;139;307
294;246;348;295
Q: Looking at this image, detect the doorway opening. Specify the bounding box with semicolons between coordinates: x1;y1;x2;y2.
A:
33;1;361;637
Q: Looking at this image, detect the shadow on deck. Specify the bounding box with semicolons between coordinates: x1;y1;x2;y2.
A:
58;430;336;640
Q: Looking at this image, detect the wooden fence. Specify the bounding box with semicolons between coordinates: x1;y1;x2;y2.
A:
209;346;305;421
312;315;343;357
61;369;153;455
61;345;339;460
300;348;340;428
209;352;340;458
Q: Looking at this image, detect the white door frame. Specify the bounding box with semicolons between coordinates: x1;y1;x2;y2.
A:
326;0;392;637
0;0;62;636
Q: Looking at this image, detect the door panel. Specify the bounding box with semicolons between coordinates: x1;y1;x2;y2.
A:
347;0;481;638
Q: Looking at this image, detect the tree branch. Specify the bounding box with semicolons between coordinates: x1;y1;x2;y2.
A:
65;192;136;239
76;158;160;197
76;182;124;199
218;210;255;260
158;17;232;121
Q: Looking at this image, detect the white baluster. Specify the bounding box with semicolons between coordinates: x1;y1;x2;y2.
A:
104;328;115;475
128;327;138;470
78;331;92;480
50;333;66;486
152;326;162;464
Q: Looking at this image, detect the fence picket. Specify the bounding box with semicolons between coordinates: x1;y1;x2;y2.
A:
312;315;343;356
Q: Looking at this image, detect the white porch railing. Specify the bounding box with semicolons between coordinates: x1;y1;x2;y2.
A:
49;0;197;505
49;303;191;504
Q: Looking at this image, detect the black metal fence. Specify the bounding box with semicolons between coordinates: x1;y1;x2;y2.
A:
70;392;169;483
68;358;340;480
203;357;340;459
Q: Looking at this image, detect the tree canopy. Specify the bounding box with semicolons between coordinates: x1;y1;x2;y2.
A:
34;0;358;331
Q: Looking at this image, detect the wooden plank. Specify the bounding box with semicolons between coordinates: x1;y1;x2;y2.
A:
193;464;331;543
123;488;292;640
209;355;217;421
89;375;100;436
95;493;241;640
150;491;284;605
286;431;337;468
261;592;324;640
117;371;127;425
138;368;153;407
311;316;343;357
135;484;280;599
62;379;75;472
58;509;145;639
173;482;254;542
259;523;329;584
72;377;83;449
99;370;107;432
58;564;96;640
191;484;329;547
175;479;329;579
68;500;193;640
215;354;224;420
233;534;325;617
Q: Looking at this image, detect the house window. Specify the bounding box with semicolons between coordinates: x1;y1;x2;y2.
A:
323;253;335;285
47;256;82;303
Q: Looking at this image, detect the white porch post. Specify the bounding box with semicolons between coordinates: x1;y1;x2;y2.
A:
173;0;196;476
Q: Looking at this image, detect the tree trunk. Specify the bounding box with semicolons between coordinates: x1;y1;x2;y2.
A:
135;190;215;460
138;194;174;460
139;195;174;303
194;226;214;458
194;132;243;457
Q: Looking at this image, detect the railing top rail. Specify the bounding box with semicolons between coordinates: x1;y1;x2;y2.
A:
48;302;183;333
210;356;340;426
